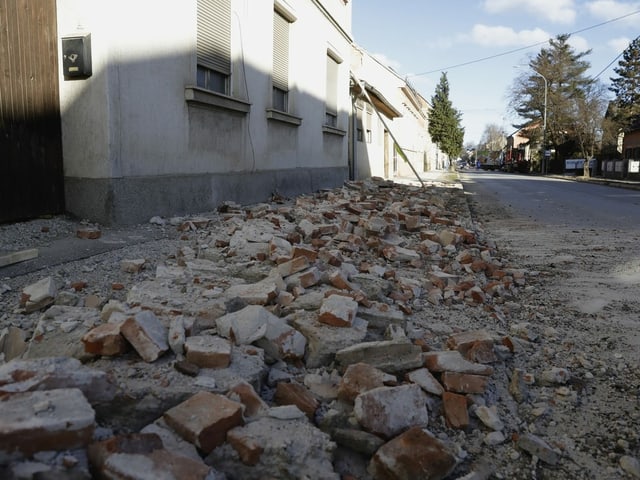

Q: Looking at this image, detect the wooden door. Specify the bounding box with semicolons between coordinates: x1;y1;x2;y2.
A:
0;0;64;223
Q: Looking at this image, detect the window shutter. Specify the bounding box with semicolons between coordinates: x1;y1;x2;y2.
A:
197;0;231;75
273;11;289;91
326;55;338;114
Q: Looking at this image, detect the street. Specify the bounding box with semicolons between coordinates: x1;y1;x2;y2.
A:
459;169;640;230
457;168;640;477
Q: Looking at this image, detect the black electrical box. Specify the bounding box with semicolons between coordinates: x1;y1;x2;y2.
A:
62;33;92;78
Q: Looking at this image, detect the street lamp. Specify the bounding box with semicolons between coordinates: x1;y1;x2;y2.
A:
532;69;548;174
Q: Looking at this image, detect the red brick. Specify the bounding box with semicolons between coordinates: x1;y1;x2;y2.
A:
274;381;319;420
82;322;128;356
370;427;457;479
337;362;397;403
226;380;269;419
442;391;469;429
227;429;264;466
163;391;244;453
441;372;489;394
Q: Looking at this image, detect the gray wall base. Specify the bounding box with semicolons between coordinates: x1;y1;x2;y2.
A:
64;167;348;225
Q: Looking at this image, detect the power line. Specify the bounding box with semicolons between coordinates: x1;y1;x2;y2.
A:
409;8;640;77
592;34;639;80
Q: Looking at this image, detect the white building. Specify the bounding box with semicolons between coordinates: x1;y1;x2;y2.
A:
56;0;353;224
350;45;444;183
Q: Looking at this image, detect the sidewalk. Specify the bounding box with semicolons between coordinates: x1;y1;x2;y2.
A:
549;173;640;190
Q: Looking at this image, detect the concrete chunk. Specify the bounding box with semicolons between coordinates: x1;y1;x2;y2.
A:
336;340;423;374
185;335;231;368
224;281;279;305
20;276;57;312
0;388;95;458
88;433;215;479
317;294;358;327
205;416;337;480
121;310;169;362
354;384;428;438
292;310;367;368
215;305;271;345
0;357;116;405
405;367;445;396
517;433;560;465
423;350;494;376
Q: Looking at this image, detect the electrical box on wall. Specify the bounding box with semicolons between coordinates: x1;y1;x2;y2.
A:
62;33;92;78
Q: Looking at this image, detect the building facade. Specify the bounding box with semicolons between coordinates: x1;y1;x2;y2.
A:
56;0;353;224
350;45;443;183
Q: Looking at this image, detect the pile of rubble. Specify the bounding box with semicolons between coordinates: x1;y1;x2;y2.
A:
0;178;582;479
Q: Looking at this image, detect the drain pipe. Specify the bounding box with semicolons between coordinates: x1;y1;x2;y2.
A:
350;71;425;188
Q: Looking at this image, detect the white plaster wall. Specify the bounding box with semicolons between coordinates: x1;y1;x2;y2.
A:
58;0;352;179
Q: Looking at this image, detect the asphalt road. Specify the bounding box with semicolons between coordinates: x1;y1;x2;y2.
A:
458;169;640;231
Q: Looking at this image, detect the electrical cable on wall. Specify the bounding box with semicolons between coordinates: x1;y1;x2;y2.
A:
234;10;256;172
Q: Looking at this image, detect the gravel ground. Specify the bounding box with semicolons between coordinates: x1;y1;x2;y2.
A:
1;175;639;479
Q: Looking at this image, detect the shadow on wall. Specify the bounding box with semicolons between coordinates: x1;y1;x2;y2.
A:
57;51;353;225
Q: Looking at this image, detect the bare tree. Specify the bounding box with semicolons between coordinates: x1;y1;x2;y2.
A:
567;80;609;176
481;123;507;152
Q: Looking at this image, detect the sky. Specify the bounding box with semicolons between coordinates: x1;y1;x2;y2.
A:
351;0;640;146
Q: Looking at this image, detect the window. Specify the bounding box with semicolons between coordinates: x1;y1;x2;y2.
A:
197;0;230;95
393;143;398;172
365;106;373;143
272;10;290;112
325;53;339;127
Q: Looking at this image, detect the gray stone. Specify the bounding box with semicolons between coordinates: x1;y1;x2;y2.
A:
357;303;405;330
0;326;27;361
354;384;428;438
332;428;385;455
0;357;116;405
336;339;423;374
215;305;271;345
291;310;368;368
206;416;338;480
21;276;57;312
620;455;640;478
406;367;445;396
24;306;102;361
517;433;560;465
0;388;95;460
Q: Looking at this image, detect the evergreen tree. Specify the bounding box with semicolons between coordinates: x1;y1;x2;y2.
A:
609;36;640;129
510;34;594;171
428;72;464;161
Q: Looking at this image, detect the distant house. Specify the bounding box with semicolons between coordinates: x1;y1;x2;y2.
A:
349;45;443;182
619;120;640;178
1;0;353;225
504;127;533;173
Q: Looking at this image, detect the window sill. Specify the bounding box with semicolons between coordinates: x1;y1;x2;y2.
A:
322;125;346;136
185;86;250;113
266;108;302;126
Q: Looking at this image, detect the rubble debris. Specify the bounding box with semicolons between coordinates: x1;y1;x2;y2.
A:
5;176;609;479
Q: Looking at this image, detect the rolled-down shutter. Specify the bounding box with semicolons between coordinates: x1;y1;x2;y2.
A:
197;0;230;74
326;55;339;114
273;11;289;91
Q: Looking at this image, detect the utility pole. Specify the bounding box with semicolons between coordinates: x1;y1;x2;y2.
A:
532;70;548;174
